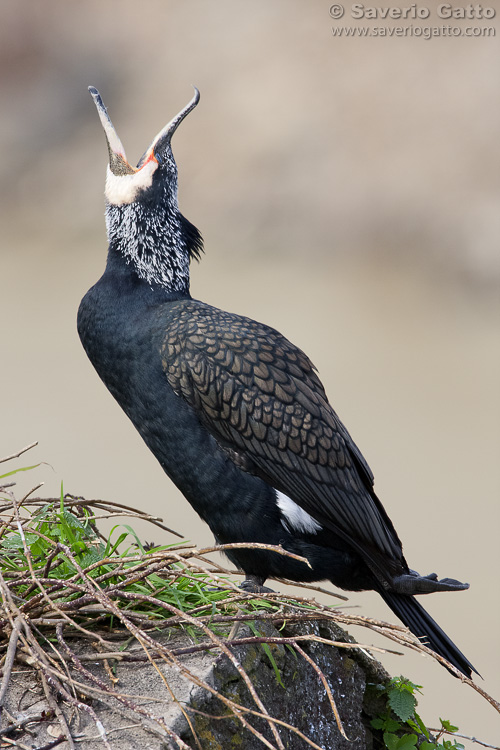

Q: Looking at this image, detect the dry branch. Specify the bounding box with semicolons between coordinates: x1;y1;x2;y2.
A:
1;444;499;749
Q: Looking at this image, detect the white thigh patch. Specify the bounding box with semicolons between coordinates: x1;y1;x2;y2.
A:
275;490;322;535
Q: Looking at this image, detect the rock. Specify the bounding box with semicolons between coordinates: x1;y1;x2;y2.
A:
1;618;390;749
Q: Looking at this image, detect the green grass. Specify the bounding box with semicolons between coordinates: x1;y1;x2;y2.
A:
0;476;319;631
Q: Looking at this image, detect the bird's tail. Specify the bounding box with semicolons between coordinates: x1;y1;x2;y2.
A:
377;587;478;678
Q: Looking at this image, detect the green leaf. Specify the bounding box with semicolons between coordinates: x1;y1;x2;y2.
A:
412;711;430;739
441;742;465;750
396;735;418;750
388;688;416;722
383;734;419;750
106;532;129;557
385;718;403;733
419;743;437;750
79;548;106;568
390;677;422;694
383;732;402;750
439;718;459;733
371;716;402;733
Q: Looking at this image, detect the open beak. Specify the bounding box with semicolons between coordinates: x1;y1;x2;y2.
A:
137;87;200;169
88;87;135;176
89;86;200;176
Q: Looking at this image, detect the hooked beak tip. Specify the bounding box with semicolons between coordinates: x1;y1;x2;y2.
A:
88;86;103;107
88;85;135;176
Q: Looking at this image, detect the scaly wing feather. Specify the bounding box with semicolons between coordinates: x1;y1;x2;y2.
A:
160;300;404;570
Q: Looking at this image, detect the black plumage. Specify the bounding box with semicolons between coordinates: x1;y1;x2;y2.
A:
78;86;477;678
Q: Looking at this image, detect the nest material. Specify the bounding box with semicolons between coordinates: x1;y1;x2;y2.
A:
0;442;498;749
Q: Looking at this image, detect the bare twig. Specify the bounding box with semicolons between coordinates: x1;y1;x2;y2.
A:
33;737;67;750
0;442;38;465
0;615;22;709
0;711;53;739
0;734;34;749
427;731;500;750
38;669;81;750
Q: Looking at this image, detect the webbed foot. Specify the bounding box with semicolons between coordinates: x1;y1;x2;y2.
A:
393;570;469;595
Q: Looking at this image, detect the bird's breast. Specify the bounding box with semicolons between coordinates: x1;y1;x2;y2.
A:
77;279;276;528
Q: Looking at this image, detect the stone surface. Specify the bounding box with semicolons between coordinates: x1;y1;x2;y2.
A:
1;619;390;749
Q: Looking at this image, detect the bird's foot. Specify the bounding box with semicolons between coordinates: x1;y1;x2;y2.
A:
393;570;469;595
240;574;275;594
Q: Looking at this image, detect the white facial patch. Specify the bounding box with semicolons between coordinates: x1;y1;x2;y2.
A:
104;160;158;206
275;490;322;535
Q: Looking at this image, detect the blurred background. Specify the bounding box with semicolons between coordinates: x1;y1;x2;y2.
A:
1;1;499;746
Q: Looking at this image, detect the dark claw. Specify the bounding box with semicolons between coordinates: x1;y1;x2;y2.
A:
436;577;470;590
240;574;275;594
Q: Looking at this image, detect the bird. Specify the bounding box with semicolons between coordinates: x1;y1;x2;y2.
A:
78;85;477;679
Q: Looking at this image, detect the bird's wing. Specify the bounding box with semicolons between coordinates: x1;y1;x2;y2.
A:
160;301;403;564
